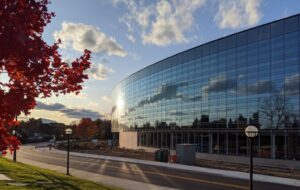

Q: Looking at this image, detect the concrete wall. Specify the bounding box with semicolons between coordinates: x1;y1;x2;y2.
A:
196;152;300;170
119;131;138;149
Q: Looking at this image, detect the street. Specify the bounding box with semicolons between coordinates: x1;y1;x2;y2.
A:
7;145;299;190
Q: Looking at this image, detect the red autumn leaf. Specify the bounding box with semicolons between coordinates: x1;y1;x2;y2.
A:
0;0;92;154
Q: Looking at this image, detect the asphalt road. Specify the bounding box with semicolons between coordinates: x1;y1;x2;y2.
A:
8;145;299;190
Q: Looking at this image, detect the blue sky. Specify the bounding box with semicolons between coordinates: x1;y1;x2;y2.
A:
27;0;300;124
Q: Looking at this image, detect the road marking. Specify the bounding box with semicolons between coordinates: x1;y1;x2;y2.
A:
18;149;248;190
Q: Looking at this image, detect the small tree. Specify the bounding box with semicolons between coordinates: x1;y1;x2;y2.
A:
74;118;97;139
260;92;287;128
0;0;91;154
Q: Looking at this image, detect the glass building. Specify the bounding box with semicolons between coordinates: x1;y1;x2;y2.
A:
112;15;300;160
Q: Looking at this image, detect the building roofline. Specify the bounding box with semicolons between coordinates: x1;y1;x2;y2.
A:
113;13;300;91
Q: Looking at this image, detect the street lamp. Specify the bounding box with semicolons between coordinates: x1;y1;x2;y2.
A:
65;128;72;175
12;130;17;162
245;125;258;190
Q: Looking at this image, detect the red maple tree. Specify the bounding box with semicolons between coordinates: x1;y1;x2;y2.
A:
73;118;98;139
0;0;91;154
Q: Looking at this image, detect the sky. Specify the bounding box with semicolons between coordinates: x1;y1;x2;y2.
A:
24;0;300;124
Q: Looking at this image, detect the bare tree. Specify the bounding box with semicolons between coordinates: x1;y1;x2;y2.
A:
260;92;289;128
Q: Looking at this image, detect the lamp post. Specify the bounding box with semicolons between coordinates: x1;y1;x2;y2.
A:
245;125;258;190
65;128;72;175
12;130;17;162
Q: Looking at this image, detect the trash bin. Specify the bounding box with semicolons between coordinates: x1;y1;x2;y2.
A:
155;150;161;161
155;150;162;162
155;149;169;162
161;149;169;162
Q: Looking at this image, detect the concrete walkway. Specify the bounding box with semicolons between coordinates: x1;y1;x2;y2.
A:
36;147;300;187
0;174;11;181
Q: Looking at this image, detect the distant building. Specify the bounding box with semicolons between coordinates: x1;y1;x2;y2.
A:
112;15;300;163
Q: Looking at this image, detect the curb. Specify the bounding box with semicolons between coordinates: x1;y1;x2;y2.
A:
34;147;300;187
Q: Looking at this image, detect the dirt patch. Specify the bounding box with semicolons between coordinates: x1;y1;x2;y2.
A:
55;142;155;161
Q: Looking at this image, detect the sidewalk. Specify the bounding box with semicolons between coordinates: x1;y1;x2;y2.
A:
37;147;300;187
0;174;11;181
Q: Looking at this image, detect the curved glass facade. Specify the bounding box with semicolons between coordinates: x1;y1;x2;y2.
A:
112;15;300;160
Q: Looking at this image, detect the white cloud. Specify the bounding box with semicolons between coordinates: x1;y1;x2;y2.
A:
87;102;99;107
101;96;112;103
116;0;206;46
66;92;87;99
128;52;141;61
284;74;300;95
214;0;262;29
127;34;136;43
88;63;114;80
115;0;153;31
62;56;114;81
54;22;127;57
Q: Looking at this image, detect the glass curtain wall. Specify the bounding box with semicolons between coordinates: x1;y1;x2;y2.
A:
112;15;300;160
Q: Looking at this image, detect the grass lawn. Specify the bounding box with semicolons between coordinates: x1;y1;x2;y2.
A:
0;158;122;190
